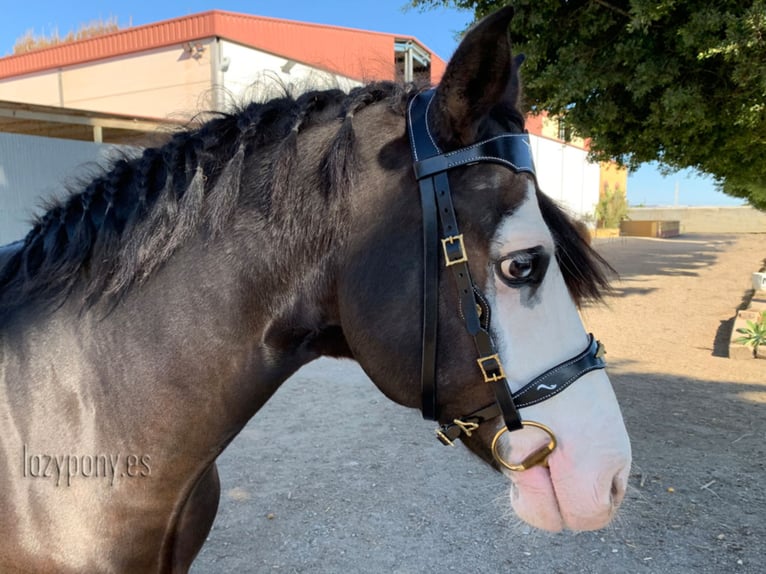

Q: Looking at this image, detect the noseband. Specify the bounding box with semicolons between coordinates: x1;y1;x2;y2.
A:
407;89;606;471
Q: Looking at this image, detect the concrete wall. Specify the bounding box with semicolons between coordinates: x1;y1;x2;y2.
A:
627;206;766;234
0;132;131;244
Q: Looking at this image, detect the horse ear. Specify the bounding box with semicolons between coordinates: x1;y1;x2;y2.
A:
431;6;516;147
506;53;526;110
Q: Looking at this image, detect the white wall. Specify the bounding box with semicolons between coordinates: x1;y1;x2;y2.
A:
220;41;361;106
0;133;131;244
0;130;601;247
529;134;601;220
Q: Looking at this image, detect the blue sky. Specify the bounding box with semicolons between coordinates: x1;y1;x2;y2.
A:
627;163;744;207
0;0;744;207
0;0;472;60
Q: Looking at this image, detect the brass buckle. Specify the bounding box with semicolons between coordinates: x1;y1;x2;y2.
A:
441;234;467;266
491;421;557;472
595;341;606;359
436;419;480;446
477;354;506;383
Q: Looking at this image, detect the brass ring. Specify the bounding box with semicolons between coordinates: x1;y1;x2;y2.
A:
491;420;557;472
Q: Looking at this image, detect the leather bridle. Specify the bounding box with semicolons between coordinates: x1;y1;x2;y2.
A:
407;88;607;471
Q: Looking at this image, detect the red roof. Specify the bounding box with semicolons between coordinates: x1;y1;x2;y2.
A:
0;10;447;83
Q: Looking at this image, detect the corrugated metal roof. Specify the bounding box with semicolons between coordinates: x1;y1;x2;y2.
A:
0;10;446;83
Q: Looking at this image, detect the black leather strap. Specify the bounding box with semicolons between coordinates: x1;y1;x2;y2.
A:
414;134;536;180
418;173;439;420
511;334;605;408
409;88;441;420
430;169;523;432
436;335;606;444
407;87;606;443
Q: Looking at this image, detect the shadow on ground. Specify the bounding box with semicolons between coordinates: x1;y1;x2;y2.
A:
592;235;738;285
712;288;758;358
192;360;765;574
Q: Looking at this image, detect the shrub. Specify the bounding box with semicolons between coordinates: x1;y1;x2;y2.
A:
595;184;628;229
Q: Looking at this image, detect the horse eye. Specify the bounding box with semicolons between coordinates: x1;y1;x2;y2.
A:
502;255;534;279
495;247;548;287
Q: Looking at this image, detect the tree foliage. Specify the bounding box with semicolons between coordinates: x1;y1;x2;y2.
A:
411;1;766;209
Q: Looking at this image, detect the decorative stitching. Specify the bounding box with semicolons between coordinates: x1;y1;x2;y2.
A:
473;288;490;327
407;89;442;162
512;339;600;401
514;365;603;408
423;93;441;154
513;353;586;400
443;134;528;157
406;94;419;161
447;156;522;171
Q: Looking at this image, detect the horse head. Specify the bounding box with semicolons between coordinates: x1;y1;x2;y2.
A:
335;7;631;532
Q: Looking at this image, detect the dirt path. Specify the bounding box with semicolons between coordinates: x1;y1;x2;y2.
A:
193;233;765;574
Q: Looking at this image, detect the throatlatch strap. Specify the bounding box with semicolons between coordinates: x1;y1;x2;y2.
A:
409;87;441;420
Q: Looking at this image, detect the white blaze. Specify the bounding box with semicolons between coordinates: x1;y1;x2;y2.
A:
487;182;631;531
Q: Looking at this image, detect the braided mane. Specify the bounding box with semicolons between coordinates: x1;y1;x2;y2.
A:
0;79;612;319
0;82;415;315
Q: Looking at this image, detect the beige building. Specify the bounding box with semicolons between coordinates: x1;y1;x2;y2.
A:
0;10;616;223
0;10;447;122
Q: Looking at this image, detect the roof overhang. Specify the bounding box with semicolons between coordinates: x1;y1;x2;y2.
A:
0;99;181;144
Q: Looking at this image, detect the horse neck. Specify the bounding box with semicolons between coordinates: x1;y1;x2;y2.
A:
2;187;343;482
103;202;345;433
3;96;385;463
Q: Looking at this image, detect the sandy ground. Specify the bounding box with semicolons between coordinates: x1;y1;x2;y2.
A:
192;233;765;574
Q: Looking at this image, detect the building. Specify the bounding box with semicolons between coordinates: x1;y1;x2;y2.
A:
0;9;611;242
527;111;628;219
0;10;446;121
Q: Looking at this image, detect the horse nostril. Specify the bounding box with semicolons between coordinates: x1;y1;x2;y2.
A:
610;473;626;507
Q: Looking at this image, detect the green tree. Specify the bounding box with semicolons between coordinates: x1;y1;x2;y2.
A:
411;1;766;209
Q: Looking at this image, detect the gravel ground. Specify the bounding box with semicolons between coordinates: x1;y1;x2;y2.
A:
192;233;766;574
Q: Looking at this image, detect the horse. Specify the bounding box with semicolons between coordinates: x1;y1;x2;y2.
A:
0;7;631;573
